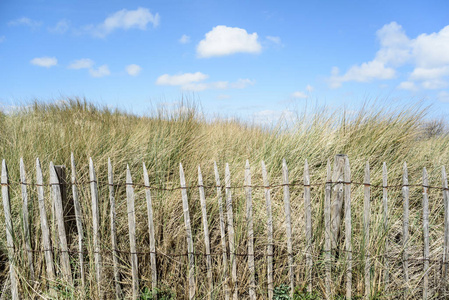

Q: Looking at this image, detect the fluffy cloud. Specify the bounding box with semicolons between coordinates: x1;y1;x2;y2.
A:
330;22;449;91
197;26;262;58
48;19;70;34
30;57;57;68
68;58;94;69
126;64;142;76
292;91;308;98
8;17;42;29
179;34;190;44
88;7;160;38
89;65;110;77
156;72;254;91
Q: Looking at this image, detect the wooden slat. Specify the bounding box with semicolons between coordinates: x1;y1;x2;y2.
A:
304;159;312;293
108;158;122;299
403;162;410;295
282;159;294;299
126;165;139;300
423;168;430;299
143;162;157;298
50;162;73;285
261;161;273;300
36;158;56;292
19;158;35;282
245;160;256;300
1;160;19;300
71;153;85;288
382;162;389;288
89;158;103;299
363;161;370;300
213;162;229;300
324;159;332;299
331;154;345;251
442;166;449;290
179;163;195;300
225;163;238;300
198;165;213;299
344;157;352;300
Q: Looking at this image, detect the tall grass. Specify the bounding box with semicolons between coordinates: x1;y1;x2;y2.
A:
0;98;448;299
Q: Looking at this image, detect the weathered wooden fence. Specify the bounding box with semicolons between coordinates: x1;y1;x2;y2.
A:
0;154;449;299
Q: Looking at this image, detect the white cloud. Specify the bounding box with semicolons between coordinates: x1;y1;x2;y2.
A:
8;17;42;29
126;64;142;76
413;25;449;68
266;36;282;45
88;7;160;38
330;60;396;88
156;72;209;86
48;19;70;34
68;58;94;69
306;85;314;92
89;65;110;77
179;34;190;44
410;66;449;81
30;57;57;68
197;25;262;58
398;81;418;91
438;91;449;103
292;91;308;98
421;79;448;90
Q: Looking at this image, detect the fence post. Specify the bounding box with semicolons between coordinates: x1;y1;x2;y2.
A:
179;163;195;300
126;165;139;300
304;159;313;293
363;161;371;300
382;162;389;288
245;160;256;300
282;159;294;299
403;162;410;297
261;161;274;300
423;168;430;299
331;154;346;252
1;160;19;300
324;159;332;299
19;158;35;282
442;166;449;292
344;157;352;300
225;163;238;300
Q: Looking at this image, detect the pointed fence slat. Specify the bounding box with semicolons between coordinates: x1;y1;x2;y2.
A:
324;160;332;299
71;153;85;288
19;158;34;282
423;168;430;299
143;163;157;297
108;159;122;299
261;161;274;300
1;160;19;300
180;163;196;300
50;161;73;285
89;158;103;299
36;158;56;291
344;157;352;300
382;162;389;288
363;162;371;300
198;166;213;299
245;160;256;300
225;163;238;300
331;154;345;251
403;162;410;295
282;159;294;299
126;165;139;300
214;162;229;300
443;166;449;290
304;160;313;293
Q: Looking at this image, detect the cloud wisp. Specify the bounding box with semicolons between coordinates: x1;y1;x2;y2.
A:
30;57;57;68
67;58;110;77
125;64;142;76
8;17;42;29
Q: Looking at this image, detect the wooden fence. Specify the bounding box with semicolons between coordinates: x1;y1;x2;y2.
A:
0;154;448;299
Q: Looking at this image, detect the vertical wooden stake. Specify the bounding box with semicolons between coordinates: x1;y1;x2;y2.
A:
344;157;352;300
304;159;313;293
126;165;139;300
403;162;410;297
1;160;19;300
245;160;256;300
331;154;346;251
89;158;103;299
363;161;371;300
282;159;294;299
382;162;389;288
50;162;73;285
143;163;157;298
108;159;122;299
71;153;85;288
36;158;56;294
225;163;238;300
19;158;35;282
198;165;213;299
324;159;332;299
214;162;229;300
423;168;430;299
442;166;449;291
180;163;195;300
261;161;274;300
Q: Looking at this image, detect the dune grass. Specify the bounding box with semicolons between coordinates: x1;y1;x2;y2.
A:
0;98;449;299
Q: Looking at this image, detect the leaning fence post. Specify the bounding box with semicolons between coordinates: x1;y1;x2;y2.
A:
282;159;294;299
304;159;313;293
225;163;238;300
344;157;352;300
423;168;430;299
179;163;195;300
1;160;19;300
19;158;35;282
50;162;73;285
245;160;256;300
261;161;274;300
324;159;332;299
403;162;410;296
363;161;371;300
126;165;139;300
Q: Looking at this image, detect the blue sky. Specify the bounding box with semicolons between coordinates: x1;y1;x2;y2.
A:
1;0;449;122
